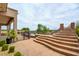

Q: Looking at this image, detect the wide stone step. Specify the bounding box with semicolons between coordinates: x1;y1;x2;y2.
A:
60;29;74;31
59;30;75;31
53;34;77;39
55;33;76;36
34;39;79;56
59;31;75;33
59;31;75;34
36;36;79;47
57;32;76;35
37;35;78;42
51;36;78;42
36;38;79;53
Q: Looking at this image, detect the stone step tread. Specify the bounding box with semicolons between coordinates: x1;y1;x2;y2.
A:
34;40;79;56
55;33;76;35
60;29;75;32
59;31;75;33
57;33;76;35
38;35;78;42
36;38;79;52
36;37;78;46
53;35;77;39
53;34;76;37
60;29;75;31
52;36;78;42
54;34;76;36
56;32;75;34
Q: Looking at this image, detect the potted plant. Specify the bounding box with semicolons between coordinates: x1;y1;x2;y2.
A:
6;30;17;44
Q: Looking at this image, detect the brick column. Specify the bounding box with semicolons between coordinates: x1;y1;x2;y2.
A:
0;25;1;36
13;16;17;34
71;22;75;29
7;24;11;33
60;24;64;30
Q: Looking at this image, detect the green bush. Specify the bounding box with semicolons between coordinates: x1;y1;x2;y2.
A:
14;52;22;56
76;28;79;36
8;46;15;53
0;40;6;47
1;44;9;51
8;30;17;39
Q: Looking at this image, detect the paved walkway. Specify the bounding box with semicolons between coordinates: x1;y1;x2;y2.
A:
12;38;64;56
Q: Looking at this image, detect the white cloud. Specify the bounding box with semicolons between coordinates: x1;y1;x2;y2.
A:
8;3;79;30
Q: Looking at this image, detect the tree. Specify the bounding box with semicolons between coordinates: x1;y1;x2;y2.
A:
37;24;43;34
37;24;50;34
21;28;29;32
43;26;49;33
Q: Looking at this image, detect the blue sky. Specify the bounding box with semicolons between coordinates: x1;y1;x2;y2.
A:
8;3;79;30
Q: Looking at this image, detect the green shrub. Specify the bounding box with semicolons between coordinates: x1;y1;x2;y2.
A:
0;40;6;47
76;28;79;36
1;44;9;51
8;46;15;53
14;52;22;56
8;30;17;39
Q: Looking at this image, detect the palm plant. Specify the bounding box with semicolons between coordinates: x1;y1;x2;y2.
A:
7;30;17;42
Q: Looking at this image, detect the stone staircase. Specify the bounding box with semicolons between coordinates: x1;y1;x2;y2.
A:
34;24;79;56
